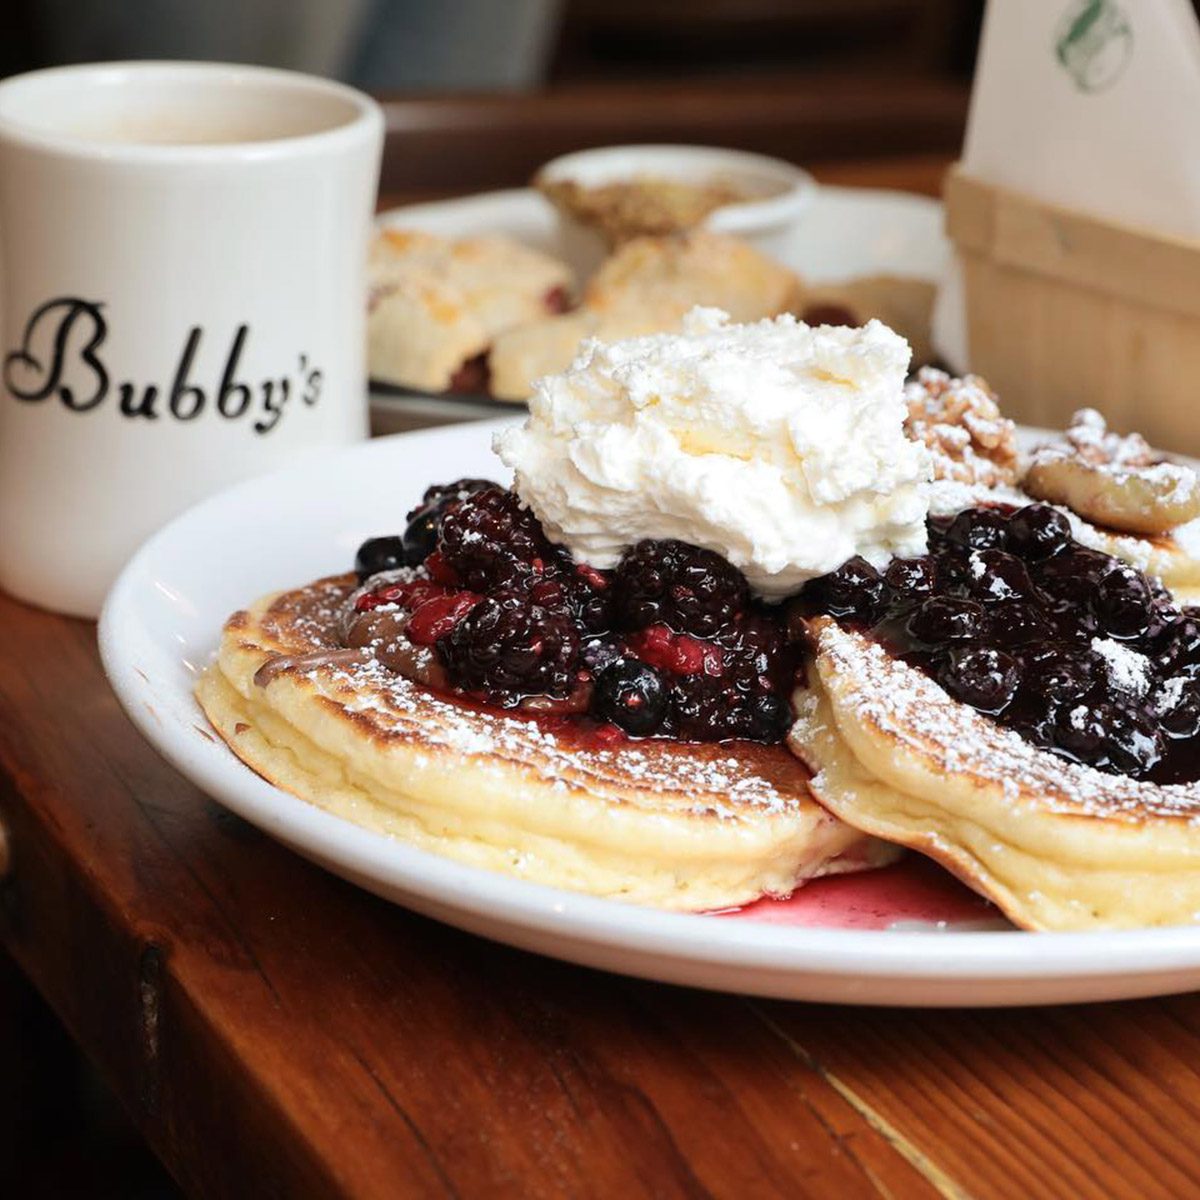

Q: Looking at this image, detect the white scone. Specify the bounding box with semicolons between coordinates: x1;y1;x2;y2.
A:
789;617;1200;932
197;577;896;911
488;231;802;400
368;228;572;392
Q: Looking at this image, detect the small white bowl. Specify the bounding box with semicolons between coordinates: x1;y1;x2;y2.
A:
535;143;816;277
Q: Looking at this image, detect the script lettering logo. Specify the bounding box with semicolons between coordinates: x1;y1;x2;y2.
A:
2;296;323;435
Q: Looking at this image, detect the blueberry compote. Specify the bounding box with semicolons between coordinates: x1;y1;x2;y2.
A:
798;504;1200;784
350;482;798;744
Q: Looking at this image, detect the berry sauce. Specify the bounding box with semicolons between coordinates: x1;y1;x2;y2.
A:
348;482;798;744
798;504;1200;785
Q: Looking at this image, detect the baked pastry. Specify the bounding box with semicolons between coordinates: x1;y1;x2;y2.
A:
1024;409;1200;536
489;231;801;400
368;228;573;392
197;479;896;910
787;503;1200;930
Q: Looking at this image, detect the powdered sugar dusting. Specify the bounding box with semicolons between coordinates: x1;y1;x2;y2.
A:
814;620;1200;822
1091;637;1151;699
1028;409;1200;510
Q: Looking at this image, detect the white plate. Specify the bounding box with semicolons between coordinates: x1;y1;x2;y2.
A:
100;420;1200;1007
369;185;949;425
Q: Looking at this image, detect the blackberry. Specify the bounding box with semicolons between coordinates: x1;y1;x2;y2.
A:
400;478;497;567
670;675;790;743
667;612;795;743
801;556;888;624
530;558;614;634
437;487;553;592
613;539;749;636
719;610;795;690
591;659;668;736
438;587;580;704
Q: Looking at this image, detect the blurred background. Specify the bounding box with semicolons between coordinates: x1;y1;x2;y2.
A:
3;0;985;203
3;0;984;90
1;1;982;1195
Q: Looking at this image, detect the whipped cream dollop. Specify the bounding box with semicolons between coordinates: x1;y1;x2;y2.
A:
494;308;931;599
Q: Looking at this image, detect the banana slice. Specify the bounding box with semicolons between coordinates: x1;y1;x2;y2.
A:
1023;409;1200;536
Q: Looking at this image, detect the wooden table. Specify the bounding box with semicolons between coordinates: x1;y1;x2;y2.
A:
5;86;1200;1198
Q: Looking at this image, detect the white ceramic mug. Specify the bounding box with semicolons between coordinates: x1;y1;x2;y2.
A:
0;62;384;617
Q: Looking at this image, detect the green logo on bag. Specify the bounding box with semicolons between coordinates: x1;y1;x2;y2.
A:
1056;0;1133;92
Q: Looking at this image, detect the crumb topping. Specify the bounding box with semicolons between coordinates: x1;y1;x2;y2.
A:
904;367;1019;490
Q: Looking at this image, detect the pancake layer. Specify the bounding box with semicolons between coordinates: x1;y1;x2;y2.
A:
197;577;894;910
789;617;1200;931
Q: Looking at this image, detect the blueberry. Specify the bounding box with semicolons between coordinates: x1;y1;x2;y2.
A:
1094;564;1153;638
591;659;668;736
354;535;408;581
990;601;1054;648
1053;702;1111;764
1034;648;1100;703
966;550;1033;603
946;508;1009;551
1053;702;1163;776
884;556;938;601
401;506;446;566
1036;549;1112;603
1104;707;1165;777
907;596;985;644
1151;679;1200;738
1007;504;1072;560
939;646;1019;712
1157;615;1200;675
1010;693;1060;748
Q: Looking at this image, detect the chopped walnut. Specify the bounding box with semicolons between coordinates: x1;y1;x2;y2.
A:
904;367;1019;488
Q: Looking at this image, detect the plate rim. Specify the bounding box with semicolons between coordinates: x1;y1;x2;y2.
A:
98;419;1200;995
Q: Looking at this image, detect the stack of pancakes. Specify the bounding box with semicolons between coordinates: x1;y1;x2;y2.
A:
198;380;1200;929
198;577;896;912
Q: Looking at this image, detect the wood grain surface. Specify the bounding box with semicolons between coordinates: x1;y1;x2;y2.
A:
5;590;1200;1198
3;93;1198;1198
